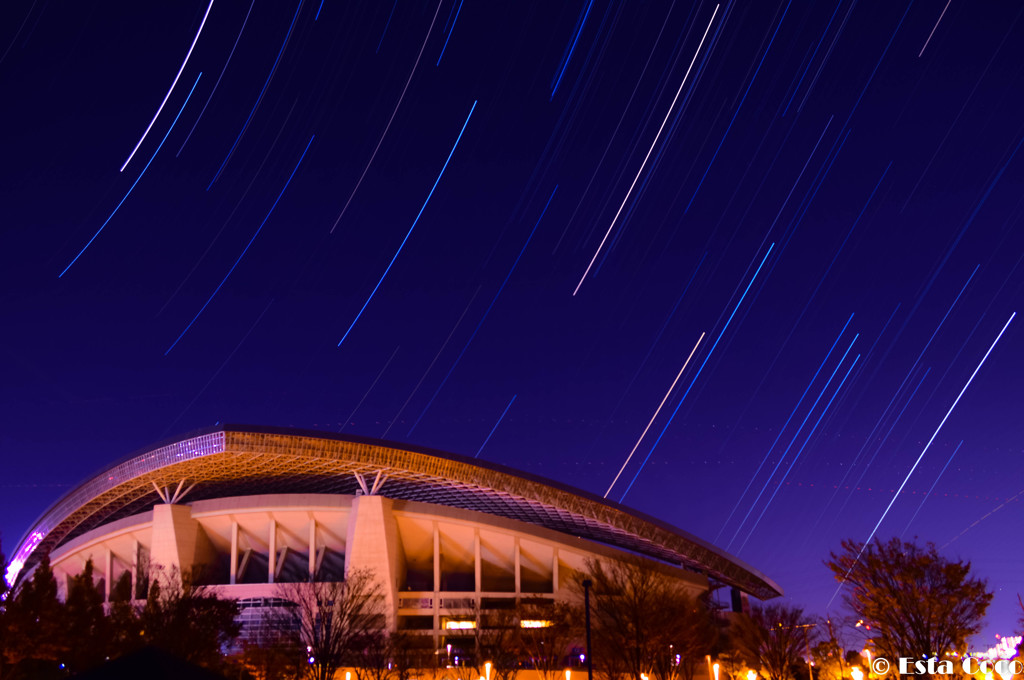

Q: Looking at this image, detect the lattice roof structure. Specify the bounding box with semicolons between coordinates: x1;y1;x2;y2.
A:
8;426;782;599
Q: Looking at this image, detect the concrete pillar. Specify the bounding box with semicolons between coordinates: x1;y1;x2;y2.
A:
432;522;440;593
268;519;277;584
552;549;559;595
474;529;481;595
150;504;201;583
104;548;113;603
132;539;139;599
229;521;238;585
514;536;521;595
308;519;317;578
432;521;440;636
345;495;405;630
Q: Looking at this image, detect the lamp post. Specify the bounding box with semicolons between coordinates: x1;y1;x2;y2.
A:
583;579;594;680
789;621;817;680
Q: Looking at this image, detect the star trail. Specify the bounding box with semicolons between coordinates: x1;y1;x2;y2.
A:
2;0;1022;638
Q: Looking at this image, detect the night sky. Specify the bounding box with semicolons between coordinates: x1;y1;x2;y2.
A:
2;0;1022;642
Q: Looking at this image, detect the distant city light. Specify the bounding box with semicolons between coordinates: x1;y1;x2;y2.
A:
972;636;1022;661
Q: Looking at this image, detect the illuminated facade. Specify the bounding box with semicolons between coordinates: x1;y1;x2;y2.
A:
9;426;781;646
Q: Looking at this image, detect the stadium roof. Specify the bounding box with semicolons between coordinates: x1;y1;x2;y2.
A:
9;426;782;599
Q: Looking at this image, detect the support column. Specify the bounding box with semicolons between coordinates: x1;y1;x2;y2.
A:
150;504;201;583
345;495;404;630
308;519;317;579
104;547;113;603
229;521;238;585
514;536;521;595
268;519;277;584
432;521;440;592
474;529;481;596
432;521;440;636
132;539;139;599
552;549;559;595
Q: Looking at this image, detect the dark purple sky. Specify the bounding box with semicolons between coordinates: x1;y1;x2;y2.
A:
2;0;1022;643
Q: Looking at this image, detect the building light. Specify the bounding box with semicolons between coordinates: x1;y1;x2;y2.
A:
445;620;477;630
521;620;553;628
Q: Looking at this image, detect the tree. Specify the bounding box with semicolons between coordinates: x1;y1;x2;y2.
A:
810;639;844;680
470;602;522;680
1018;594;1024;637
139;569;241;671
825;538;992;661
729;604;815;680
517;601;581;680
63;559;111;674
808;617;862;680
582;557;721;680
276;568;386;680
240;618;305;680
107;571;143;660
2;554;66;677
352;630;392;680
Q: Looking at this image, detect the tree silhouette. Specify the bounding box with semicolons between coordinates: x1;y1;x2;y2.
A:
2;554;66;678
517;600;581;680
729;604;814;680
274;567;386;680
139;568;240;671
63;559;111;673
582;557;721;680
825;538;992;661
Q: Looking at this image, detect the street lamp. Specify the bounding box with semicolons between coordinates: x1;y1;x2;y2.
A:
852;668;864;680
583;579;594;680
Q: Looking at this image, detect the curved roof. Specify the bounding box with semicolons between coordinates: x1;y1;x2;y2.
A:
9;426;782;599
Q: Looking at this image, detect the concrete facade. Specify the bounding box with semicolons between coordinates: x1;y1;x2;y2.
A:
49;491;708;648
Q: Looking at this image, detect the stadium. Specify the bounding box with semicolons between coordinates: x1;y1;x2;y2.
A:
8;425;781;655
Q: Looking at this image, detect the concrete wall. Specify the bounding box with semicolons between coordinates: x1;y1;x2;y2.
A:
50;492;709;648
